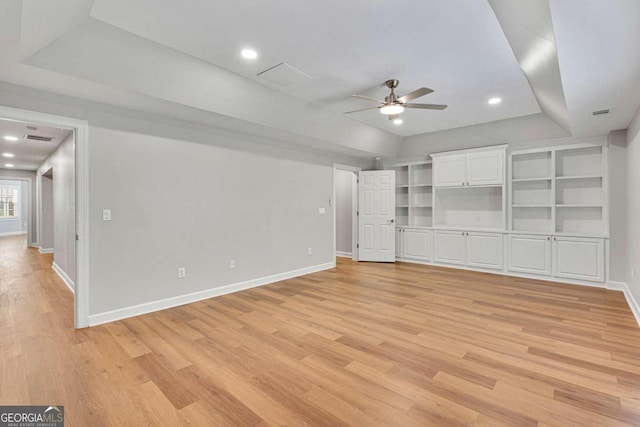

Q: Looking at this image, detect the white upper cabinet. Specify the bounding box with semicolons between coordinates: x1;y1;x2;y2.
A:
466;151;504;186
433;156;466;187
432;146;505;188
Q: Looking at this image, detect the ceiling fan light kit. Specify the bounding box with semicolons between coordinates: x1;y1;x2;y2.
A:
345;79;448;120
380;104;404;115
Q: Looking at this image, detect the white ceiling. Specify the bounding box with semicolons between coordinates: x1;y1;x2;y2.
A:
0;0;639;158
0;119;72;170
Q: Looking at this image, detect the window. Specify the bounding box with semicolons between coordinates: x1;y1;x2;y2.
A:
0;187;18;218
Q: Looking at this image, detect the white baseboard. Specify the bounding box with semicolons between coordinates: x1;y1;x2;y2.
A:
52;262;75;294
88;261;336;327
29;242;38;248
38;247;53;254
336;251;352;258
607;281;640;327
0;231;27;237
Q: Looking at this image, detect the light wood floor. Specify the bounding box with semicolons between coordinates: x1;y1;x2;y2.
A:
2;235;640;426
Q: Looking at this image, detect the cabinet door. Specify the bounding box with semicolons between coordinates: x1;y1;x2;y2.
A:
466;232;503;270
433;156;466;187
466;151;503;186
552;237;604;282
507;234;551;275
434;230;466;265
395;228;403;258
403;229;432;262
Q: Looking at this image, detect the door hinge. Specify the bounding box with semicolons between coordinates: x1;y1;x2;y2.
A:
357;179;359;184
357;243;359;249
357;211;359;216
76;234;79;241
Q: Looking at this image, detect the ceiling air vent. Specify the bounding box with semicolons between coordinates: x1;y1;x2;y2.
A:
24;134;54;142
592;109;610;116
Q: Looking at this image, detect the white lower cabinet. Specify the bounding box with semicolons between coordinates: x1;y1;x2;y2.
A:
434;230;466;265
466;232;503;270
434;230;503;270
396;227;432;262
507;234;551;275
552;236;605;282
507;234;604;282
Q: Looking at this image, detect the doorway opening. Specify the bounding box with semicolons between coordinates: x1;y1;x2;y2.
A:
333;164;360;261
0;106;89;328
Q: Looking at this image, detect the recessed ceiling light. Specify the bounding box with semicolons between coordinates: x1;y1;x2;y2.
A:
4;164;14;168
393;118;403;125
488;97;502;105
3;136;18;141
2;153;15;158
241;49;258;59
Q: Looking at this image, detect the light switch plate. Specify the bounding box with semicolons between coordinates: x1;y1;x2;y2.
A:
102;209;112;221
319;207;326;215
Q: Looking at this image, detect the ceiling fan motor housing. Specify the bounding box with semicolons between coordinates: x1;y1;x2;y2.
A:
385;80;400;103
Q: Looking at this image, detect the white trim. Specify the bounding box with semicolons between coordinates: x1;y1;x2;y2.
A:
52;262;75;293
607;281;640;327
38;247;54;254
0;105;89;328
88;261;336;327
0;231;27;237
336;251;352;258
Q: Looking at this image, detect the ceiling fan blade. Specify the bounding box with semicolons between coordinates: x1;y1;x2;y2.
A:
351;94;384;103
403;103;448;110
398;87;434;103
343;106;381;114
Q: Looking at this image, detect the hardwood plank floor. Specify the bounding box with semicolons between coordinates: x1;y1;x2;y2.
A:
2;234;640;426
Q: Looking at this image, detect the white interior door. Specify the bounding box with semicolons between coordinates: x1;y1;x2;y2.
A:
358;170;395;262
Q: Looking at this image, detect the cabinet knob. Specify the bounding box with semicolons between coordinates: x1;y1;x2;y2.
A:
547;236;550;240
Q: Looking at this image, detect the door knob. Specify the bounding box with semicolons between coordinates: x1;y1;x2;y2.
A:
388;219;395;223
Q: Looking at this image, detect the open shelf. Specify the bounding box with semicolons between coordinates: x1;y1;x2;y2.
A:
556;206;603;234
555;176;602;205
394;165;409;187
512;177;552;183
396;206;409;226
411;185;432;207
556;146;603;178
411;206;432;227
396;186;408;206
512;206;552;233
555;174;603;181
410;163;432;186
512;151;552;180
513;179;552;206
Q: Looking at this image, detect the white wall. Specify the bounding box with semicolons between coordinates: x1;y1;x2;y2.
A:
626;108;640;304
40;174;54;250
0;169;36;243
89;126;336;314
38;133;76;283
335;169;354;255
0;179;25;236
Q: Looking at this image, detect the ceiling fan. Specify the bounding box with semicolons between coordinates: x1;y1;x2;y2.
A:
345;79;447;120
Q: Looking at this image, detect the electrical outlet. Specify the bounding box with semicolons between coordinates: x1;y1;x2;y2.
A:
177;267;186;278
319;207;326;215
230;259;235;269
102;209;112;221
308;247;313;256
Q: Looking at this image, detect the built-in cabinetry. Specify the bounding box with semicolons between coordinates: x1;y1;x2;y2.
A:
388;141;608;287
431;145;507;231
509;144;607;235
396;227;432;262
434;230;503;270
392;162;433;227
507;234;604;282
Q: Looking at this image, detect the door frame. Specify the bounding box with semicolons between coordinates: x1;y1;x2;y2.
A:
0;176;33;246
333;164;360;261
0;105;89;329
